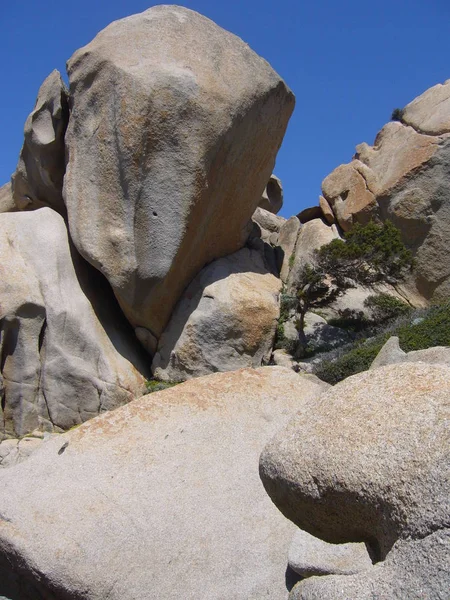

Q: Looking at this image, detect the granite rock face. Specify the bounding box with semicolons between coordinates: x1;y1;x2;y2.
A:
152;248;281;381
63;5;294;343
11;70;69;214
0;367;324;600
260;363;450;562
319;80;450;302
0;183;15;213
0;208;148;440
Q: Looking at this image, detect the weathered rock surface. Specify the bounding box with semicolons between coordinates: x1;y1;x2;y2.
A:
288;528;372;578
321;160;379;231
371;336;450;369
252;207;286;240
260;363;450;561
0;208;148;440
297;206;322;224
287;219;340;290
259;174;283;214
0;183;15;213
63;5;294;343
319;195;335;224
289;529;450;599
152;248;281;381
402;78;450;135
319;80;450;302
0;367;324;600
11;70;69;214
0;437;43;468
278;215;301;283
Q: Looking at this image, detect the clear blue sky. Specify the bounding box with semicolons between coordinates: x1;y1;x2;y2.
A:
1;0;450;218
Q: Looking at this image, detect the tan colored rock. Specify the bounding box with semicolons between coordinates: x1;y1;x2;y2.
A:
402;79;450;135
0;183;14;213
63;6;294;342
0;367;324;600
11;70;69;214
260;363;450;560
297;206;322;224
278;216;301;283
152;248;281;381
321;160;379;231
259;174;283;214
371;336;450;370
355;121;442;196
319;195;335;224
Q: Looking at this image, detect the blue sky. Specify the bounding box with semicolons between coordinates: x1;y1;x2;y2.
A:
1;0;450;218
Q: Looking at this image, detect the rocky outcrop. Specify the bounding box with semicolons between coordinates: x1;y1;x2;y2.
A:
371;335;450;369
260;362;450;596
0;208;148;440
0;367;324;600
259;174;283;214
252;206;286;243
11;70;69;214
318;80;450;302
63;5;294;345
152;248;281;381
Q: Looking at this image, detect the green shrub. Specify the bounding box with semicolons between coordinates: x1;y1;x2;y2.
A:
313;302;450;384
314;336;389;384
288;253;295;269
391;107;405;121
397;302;450;351
364;293;411;323
145;379;178;394
328;308;368;332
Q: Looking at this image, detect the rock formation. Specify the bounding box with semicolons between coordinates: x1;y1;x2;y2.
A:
152;248;281;381
63;5;294;345
260;362;450;597
317;79;450;302
259;174;284;214
11;70;69;214
0;367;323;600
0;208;148;440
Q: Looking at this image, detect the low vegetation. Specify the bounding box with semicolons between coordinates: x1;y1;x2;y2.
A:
145;379;179;394
314;301;450;384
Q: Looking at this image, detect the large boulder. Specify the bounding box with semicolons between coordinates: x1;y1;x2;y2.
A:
0;367;324;600
11;70;69;214
260;363;450;565
0;183;15;213
63;5;294;344
0;208;148;441
371;336;450;369
152;248;281;381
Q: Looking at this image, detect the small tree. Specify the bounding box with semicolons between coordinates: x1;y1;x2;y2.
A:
289;221;413;356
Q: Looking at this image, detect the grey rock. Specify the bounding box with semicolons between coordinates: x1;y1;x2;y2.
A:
287;219;340;290
11;70;69;214
252;207;286;234
402;78;450;135
0;183;14;213
260;174;284;214
0;367;324;600
371;336;450;370
260;363;450;561
152;248;281;381
278;215;301;283
370;336;407;369
288;528;372;578
290;529;450;599
0;437;43;468
63;6;294;341
0;208;148;440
